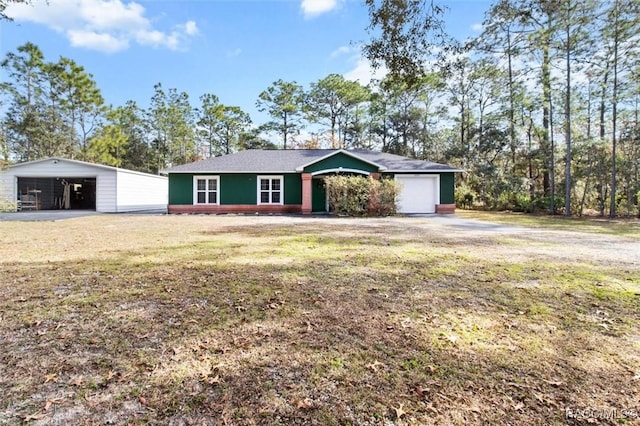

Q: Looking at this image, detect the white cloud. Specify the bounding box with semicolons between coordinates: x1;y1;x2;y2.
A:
301;0;338;19
183;20;199;36
331;45;351;58
68;29;129;53
471;23;484;32
343;56;388;86
4;0;198;53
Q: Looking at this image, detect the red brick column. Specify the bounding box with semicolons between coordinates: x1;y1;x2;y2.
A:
301;173;312;215
370;172;381;180
436;204;456;214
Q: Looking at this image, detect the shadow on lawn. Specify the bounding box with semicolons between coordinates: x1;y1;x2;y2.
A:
1;226;638;425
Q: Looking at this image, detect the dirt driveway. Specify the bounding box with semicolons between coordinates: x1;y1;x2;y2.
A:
2;211;638;266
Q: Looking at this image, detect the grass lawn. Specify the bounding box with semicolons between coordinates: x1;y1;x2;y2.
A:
1;214;639;425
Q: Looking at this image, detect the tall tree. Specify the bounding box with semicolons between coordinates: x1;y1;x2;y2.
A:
307;74;369;148
147;83;196;170
256;80;304;149
197;93;225;157
517;0;562;213
1;42;46;161
363;0;454;85
600;0;640;216
87;124;127;167
89;102;150;170
217;106;252;155
476;0;527;173
111;101;152;172
56;57;105;159
377;75;433;157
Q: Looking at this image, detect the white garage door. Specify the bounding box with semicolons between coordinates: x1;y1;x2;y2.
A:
395;175;439;214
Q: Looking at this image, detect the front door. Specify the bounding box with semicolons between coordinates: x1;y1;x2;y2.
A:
311;177;327;212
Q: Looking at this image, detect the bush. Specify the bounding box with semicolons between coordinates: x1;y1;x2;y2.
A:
368;178;400;216
324;175;400;217
454;182;477;210
0;197;17;212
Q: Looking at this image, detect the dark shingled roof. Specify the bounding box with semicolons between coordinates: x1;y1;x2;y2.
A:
162;149;462;173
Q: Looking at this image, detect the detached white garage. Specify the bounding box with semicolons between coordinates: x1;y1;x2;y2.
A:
0;157;168;213
395;174;440;214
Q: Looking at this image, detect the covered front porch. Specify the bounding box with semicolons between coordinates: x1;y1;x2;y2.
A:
301;171;381;215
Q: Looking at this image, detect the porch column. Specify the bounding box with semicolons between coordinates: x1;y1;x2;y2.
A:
370;172;381;180
301;173;312;215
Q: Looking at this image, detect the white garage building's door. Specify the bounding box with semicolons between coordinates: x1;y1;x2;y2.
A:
395;174;439;214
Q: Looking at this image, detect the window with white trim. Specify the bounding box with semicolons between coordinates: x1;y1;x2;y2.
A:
194;176;219;204
257;176;283;205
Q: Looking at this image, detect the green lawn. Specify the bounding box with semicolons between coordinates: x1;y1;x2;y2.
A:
1;215;638;425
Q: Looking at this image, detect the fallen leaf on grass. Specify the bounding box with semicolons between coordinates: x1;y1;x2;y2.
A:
23;412;46;421
44;373;58;383
205;375;221;385
392;403;407;419
366;361;385;373
44;397;64;411
293;398;315;410
413;387;431;399
69;375;84;387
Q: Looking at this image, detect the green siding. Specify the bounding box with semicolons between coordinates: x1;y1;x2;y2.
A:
169;174;193;204
220;174;256;204
303;152;379;174
169;173;302;205
283;174;302;204
439;172;455;204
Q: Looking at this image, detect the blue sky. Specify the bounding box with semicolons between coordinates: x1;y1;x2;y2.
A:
1;0;491;124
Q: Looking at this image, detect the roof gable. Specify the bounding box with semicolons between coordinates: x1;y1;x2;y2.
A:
299;150;383;174
9;157;118;172
8;157;167;179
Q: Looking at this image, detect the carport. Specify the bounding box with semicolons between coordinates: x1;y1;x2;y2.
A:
1;157;168;213
17;177;96;211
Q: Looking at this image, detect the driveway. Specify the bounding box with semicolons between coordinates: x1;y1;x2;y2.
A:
0;211;531;231
0;209;167;221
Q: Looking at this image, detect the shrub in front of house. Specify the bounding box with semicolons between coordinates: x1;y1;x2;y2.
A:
325;175;400;216
0;197;17;212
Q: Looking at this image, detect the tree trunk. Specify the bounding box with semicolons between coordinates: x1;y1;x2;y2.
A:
610;1;619;218
564;14;572;217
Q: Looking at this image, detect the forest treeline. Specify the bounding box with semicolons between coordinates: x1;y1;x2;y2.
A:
1;0;639;216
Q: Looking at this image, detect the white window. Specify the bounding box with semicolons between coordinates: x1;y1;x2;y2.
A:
257;176;283;205
193;176;219;205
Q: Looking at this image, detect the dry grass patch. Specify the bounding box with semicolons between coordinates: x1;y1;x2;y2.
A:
0;215;639;425
458;210;640;239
